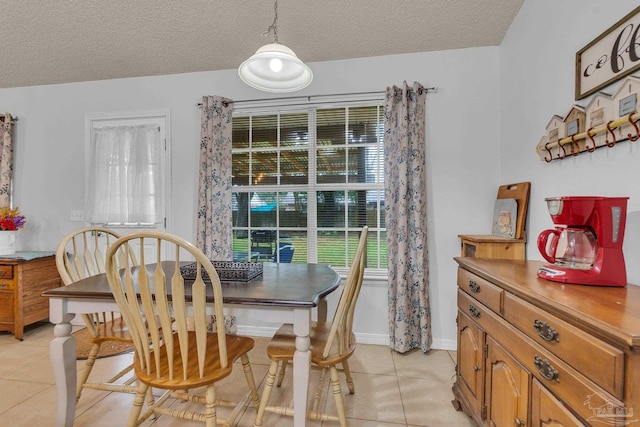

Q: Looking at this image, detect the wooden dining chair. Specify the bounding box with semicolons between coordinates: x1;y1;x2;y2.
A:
105;230;260;427
253;226;368;427
55;226;139;404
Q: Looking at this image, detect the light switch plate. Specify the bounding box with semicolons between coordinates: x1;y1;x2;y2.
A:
70;210;84;222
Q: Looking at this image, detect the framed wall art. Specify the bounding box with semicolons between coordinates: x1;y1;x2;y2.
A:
575;5;640;100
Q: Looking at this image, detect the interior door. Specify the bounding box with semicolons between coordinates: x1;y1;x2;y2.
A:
85;110;171;261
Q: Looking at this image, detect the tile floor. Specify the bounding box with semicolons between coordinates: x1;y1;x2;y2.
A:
0;323;475;427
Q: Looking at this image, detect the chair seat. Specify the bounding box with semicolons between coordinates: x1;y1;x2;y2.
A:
267;322;357;367
134;332;255;390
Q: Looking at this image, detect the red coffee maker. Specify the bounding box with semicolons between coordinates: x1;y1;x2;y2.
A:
537;196;628;287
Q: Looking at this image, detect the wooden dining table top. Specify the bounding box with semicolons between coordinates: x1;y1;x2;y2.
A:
43;262;341;308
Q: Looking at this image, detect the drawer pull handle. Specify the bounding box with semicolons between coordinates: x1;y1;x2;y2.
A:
473;365;480;372
468;280;480;293
0;283;6;288
534;356;559;382
0;270;6;276
534;319;559;342
468;305;481;318
515;418;525;427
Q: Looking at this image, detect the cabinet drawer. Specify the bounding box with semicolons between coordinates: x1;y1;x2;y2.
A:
457;268;503;313
503;292;624;400
0;264;15;290
0;281;14;291
0;265;13;280
514;326;624;424
458;289;493;332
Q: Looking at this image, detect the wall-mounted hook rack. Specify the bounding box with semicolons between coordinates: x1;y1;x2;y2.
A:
537;111;640;161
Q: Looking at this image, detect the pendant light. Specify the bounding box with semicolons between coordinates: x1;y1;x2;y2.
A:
238;0;313;93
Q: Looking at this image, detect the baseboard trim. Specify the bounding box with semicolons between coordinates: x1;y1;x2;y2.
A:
431;338;457;351
354;332;390;346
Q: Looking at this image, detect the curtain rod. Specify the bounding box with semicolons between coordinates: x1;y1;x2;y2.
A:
0;114;17;122
196;87;437;108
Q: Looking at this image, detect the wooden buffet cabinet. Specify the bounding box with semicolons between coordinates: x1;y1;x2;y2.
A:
0;252;61;340
452;257;640;427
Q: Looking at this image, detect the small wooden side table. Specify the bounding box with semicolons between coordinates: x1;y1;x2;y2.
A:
0;251;61;340
458;234;525;260
459;182;530;261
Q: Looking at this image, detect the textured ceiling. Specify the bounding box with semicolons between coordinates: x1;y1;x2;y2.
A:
0;0;524;89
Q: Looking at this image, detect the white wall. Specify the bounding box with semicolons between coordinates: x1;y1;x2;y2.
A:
0;46;501;349
500;0;640;285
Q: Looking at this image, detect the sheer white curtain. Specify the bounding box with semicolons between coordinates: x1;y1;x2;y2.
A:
85;124;162;224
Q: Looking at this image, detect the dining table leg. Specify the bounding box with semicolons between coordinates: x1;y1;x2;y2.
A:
316;298;328;323
49;297;77;427
292;307;312;427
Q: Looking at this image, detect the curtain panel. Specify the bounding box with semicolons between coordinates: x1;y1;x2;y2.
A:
85;124;162;224
0;114;13;207
384;82;431;353
197;95;234;261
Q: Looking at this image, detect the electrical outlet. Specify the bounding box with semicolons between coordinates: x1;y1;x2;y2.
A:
70;210;84;222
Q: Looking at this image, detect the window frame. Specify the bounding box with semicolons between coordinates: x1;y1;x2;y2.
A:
231;96;387;275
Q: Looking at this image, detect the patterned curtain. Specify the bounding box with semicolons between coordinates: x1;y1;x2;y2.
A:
197;96;234;260
0;114;13;207
384;82;431;353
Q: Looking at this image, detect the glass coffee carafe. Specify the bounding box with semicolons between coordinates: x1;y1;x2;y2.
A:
537;227;598;270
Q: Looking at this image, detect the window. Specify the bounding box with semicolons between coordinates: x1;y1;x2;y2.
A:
231;102;386;270
84;111;169;228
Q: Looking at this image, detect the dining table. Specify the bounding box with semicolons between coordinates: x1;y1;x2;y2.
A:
43;262;341;427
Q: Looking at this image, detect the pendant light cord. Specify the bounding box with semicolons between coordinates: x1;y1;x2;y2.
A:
263;0;279;43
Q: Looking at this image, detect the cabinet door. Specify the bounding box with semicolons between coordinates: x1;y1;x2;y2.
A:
0;291;14;323
486;337;530;427
531;380;585;427
457;311;485;417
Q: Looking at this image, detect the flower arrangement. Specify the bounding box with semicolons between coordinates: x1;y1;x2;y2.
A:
0;207;26;231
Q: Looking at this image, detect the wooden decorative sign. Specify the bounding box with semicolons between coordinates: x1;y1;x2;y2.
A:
576;6;640;100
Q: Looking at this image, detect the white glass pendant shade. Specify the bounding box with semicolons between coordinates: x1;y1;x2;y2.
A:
238;43;313;93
